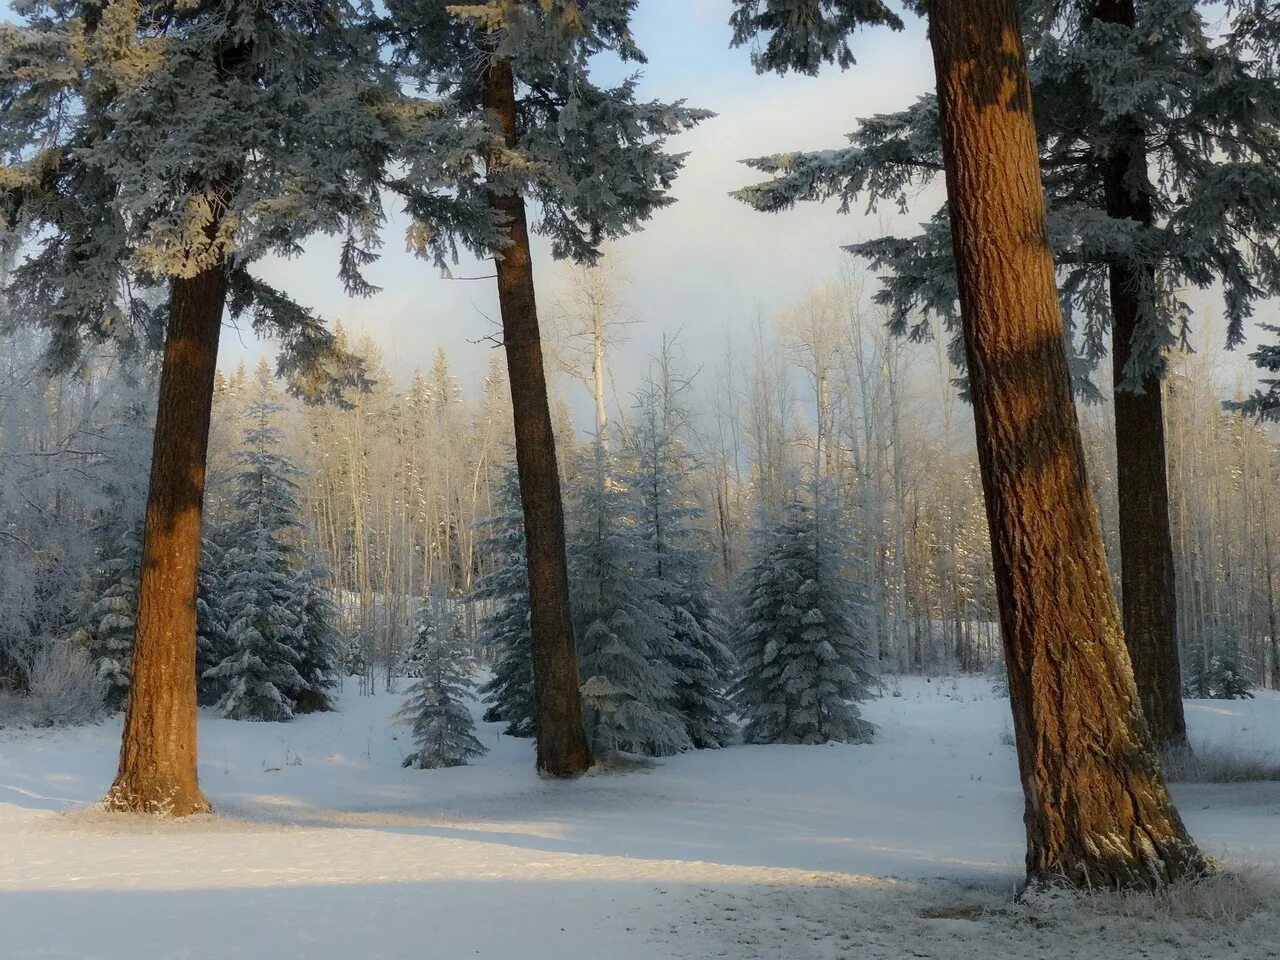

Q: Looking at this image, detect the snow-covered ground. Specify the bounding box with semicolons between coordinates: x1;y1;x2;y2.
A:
3;677;1278;959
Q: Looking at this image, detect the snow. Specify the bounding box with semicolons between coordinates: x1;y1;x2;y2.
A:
3;677;1279;959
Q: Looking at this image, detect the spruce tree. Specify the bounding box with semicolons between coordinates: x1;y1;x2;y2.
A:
80;517;144;711
628;351;736;749
291;554;342;714
398;587;487;769
729;0;1209;889
733;0;1280;749
732;494;874;745
385;0;710;777
195;532;232;708
1;0;413;813
475;471;537;738
205;366;312;720
569;446;690;758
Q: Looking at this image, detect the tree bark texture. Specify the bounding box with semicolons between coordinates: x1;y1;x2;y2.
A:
1091;0;1188;750
106;261;227;816
483;56;592;778
927;0;1208;888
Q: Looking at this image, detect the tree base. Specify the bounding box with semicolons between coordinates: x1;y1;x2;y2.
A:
1025;844;1215;893
104;779;213;818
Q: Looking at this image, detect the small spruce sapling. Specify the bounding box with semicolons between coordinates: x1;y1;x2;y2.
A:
398;588;487;769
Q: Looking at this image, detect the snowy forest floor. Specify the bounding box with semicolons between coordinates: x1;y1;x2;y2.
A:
3;677;1279;960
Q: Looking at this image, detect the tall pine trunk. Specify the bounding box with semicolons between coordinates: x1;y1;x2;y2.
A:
927;0;1208;887
1093;0;1188;750
106;262;227;816
482;56;592;778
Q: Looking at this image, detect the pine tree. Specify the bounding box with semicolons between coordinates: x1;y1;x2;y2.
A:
732;494;875;745
475;471;537;738
205;366;309;721
385;0;710;778
733;0;1280;750
398;587;487;769
729;0;1209;889
1;0;413;813
195;532;232;708
291;555;343;714
628;350;736;749
81;517;143;711
569;447;690;758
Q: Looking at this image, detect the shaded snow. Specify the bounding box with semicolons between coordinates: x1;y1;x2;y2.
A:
2;677;1278;958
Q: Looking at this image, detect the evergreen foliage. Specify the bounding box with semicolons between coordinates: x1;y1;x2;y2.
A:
80;516;143;710
731;0;1280;396
383;0;712;269
398;587;487;769
0;0;414;392
731;493;876;745
569;447;691;758
475;470;537;738
205;366;340;719
195;533;232;708
628;355;736;749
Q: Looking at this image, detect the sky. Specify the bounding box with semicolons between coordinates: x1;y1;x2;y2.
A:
229;2;938;410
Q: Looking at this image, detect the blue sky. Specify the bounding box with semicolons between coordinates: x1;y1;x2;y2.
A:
234;2;937;405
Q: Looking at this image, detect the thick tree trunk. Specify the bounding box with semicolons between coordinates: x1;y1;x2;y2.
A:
1091;0;1187;751
483;56;592;778
105;263;227;816
927;0;1208;888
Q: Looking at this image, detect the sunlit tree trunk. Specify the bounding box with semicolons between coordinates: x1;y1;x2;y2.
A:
927;0;1208;887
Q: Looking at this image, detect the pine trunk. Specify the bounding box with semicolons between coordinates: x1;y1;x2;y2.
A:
483;56;592;778
927;0;1208;888
1093;0;1187;750
106;263;227;816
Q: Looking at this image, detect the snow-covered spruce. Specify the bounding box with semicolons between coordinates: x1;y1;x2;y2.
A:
569;446;690;758
205;367;339;721
475;471;537;738
397;589;487;769
732;494;876;745
78;516;143;711
627;353;736;749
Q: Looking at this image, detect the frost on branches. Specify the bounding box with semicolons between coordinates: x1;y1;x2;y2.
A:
397;587;487;770
732;494;876;745
569;446;691;759
475;471;537;738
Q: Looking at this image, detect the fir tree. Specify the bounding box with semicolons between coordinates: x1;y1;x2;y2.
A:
81;517;143;711
628;350;736;749
195;532;232;708
731;493;875;745
385;0;711;778
474;471;537;738
569;447;691;758
1;0;418;813
205;366;309;721
291;555;343;714
733;0;1280;750
398;587;487;769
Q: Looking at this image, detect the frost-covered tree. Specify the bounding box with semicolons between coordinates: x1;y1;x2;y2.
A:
385;0;710;777
397;586;487;769
205;367;312;720
569;447;690;758
207;527;306;722
291;555;343;714
728;0;1209;889
731;493;874;745
0;0;421;812
733;0;1280;750
195;532;232;708
475;471;536;738
79;517;143;711
628;347;736;749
